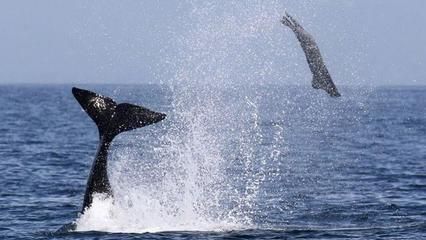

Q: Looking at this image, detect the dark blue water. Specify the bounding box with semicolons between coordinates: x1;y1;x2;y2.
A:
0;85;425;239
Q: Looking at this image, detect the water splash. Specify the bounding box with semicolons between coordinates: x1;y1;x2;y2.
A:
73;1;362;233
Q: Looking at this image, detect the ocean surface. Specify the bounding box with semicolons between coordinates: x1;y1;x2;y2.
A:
0;84;425;239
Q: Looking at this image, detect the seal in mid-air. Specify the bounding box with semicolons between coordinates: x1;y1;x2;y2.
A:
281;12;341;97
58;87;166;232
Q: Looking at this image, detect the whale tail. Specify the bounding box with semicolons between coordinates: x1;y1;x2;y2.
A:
72;87;166;140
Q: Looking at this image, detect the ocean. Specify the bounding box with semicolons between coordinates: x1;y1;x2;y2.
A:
0;84;425;239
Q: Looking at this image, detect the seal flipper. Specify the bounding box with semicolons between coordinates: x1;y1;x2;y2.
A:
72;87;166;212
281;14;294;30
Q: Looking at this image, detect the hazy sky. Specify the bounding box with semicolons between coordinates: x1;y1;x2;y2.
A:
0;0;425;85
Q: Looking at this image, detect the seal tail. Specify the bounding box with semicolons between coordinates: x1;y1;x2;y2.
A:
312;76;341;97
72;87;166;140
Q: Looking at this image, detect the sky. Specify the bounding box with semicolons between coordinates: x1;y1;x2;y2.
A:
0;0;425;86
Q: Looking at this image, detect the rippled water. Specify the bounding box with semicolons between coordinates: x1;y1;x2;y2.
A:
0;85;424;239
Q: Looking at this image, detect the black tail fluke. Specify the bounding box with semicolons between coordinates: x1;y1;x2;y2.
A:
72;87;166;140
72;87;117;137
70;87;165;218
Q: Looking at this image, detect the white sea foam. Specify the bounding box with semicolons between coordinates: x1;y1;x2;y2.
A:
75;194;243;233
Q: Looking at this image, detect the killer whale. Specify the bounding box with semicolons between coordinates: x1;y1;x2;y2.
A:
72;87;166;212
58;87;165;232
281;12;341;97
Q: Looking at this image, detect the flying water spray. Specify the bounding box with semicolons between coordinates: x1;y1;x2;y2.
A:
74;1;351;233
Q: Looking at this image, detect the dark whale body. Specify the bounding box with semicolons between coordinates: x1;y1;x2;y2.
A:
57;87;166;232
281;12;341;97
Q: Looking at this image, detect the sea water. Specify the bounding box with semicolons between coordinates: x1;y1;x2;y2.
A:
0;85;425;239
1;1;425;239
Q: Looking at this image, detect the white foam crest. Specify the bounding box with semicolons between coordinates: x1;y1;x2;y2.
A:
74;194;243;233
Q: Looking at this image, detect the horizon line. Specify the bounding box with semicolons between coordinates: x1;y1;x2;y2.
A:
1;82;425;88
